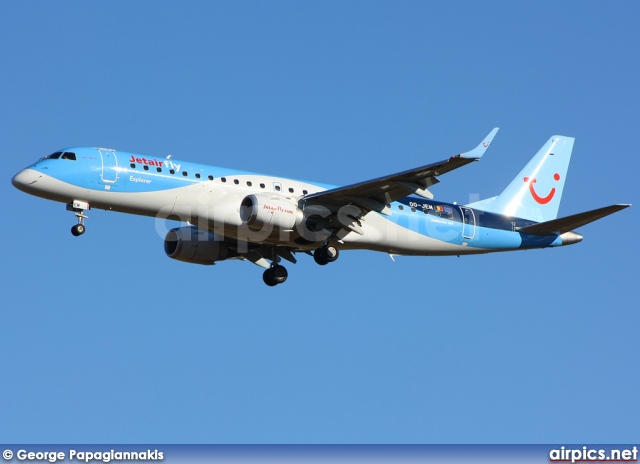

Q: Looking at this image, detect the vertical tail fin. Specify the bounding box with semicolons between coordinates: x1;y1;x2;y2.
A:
469;136;574;222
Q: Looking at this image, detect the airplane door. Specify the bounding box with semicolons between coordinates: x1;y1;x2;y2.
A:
461;206;476;239
99;149;118;183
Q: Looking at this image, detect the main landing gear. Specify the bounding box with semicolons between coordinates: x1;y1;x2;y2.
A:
66;200;89;236
260;244;340;287
313;244;339;266
263;264;288;287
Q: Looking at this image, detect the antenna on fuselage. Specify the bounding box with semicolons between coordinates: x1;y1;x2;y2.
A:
166;154;172;159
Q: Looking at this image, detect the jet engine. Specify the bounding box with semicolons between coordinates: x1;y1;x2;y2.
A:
240;194;303;231
164;226;230;265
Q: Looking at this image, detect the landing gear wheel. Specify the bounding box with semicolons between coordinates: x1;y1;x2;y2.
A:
313;251;329;266
324;246;339;263
271;265;288;284
263;269;278;287
263;265;288;286
71;224;86;236
314;245;339;265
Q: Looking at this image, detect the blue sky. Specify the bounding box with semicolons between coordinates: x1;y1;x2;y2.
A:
1;1;638;444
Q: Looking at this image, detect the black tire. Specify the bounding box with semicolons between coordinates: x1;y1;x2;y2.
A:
271;265;288;284
325;246;339;263
263;269;278;286
313;249;329;266
71;224;85;236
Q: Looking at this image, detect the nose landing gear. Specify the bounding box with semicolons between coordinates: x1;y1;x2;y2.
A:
66;200;89;236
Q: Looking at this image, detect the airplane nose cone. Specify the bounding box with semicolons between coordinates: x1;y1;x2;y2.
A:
12;168;41;192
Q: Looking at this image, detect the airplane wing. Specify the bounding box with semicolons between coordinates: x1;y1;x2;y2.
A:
303;128;499;217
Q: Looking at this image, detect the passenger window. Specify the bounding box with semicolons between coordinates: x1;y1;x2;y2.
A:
130;163;136;168
195;173;201;179
61;152;76;160
303;190;308;195
398;205;404;210
260;183;265;188
411;207;416;212
247;181;252;187
234;179;239;185
182;171;188;176
288;187;294;193
143;165;149;171
275;185;281;192
208;175;213;180
157;167;162;172
170;169;175;174
221;177;227;183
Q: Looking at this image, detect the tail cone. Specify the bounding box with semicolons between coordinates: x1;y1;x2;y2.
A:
559;231;583;246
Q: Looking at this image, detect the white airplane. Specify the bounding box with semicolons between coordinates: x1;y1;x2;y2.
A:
12;129;629;286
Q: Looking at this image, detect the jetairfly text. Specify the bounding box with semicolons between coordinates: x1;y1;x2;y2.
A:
129;155;180;172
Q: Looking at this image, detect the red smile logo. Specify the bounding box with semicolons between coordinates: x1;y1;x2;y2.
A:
524;173;560;204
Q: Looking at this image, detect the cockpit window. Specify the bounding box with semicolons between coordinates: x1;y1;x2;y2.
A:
41;152;63;160
61;152;76;161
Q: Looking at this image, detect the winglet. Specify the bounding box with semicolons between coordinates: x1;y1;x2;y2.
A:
460;127;499;159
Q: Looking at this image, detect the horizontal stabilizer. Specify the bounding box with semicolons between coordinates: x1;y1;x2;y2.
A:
519;204;631;236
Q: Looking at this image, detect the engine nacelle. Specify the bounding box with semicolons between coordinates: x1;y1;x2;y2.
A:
240;194;303;231
164;226;230;265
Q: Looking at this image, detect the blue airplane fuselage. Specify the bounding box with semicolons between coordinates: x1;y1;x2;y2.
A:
12;131;626;286
12;146;567;255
